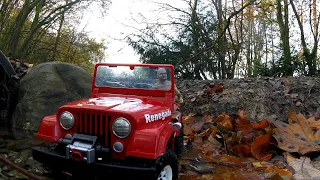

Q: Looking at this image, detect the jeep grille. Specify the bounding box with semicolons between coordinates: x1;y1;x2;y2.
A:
76;112;112;147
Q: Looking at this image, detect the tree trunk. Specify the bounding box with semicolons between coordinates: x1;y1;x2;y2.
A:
276;0;292;76
246;6;253;77
290;0;318;75
4;0;40;56
52;0;67;61
217;0;226;79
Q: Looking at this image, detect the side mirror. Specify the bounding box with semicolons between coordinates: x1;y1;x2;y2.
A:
172;122;182;132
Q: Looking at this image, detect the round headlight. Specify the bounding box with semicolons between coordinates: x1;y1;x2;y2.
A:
60;111;75;130
112;117;131;138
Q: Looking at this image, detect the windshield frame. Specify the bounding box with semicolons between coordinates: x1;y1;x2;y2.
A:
92;63;175;98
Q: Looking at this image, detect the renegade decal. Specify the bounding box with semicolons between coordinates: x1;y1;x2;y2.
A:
145;109;172;123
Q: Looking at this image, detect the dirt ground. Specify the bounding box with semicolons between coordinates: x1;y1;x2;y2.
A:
177;76;320;123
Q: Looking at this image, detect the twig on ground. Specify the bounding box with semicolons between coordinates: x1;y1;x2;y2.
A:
0;154;53;180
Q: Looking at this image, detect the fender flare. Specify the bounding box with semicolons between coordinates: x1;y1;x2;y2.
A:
126;124;174;159
37;115;61;142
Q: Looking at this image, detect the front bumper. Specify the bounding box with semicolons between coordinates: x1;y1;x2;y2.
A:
32;146;157;178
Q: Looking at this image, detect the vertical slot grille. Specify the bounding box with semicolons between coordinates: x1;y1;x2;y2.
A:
77;112;111;147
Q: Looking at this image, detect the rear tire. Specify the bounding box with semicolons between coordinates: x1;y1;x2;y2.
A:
154;149;178;180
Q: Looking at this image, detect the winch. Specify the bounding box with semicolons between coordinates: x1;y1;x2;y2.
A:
65;134;97;163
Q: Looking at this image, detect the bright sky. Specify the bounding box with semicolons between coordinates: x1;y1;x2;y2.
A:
78;0;190;64
78;0;184;64
78;1;139;64
79;0;317;68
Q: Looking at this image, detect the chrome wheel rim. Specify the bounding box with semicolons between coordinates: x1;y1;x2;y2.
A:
157;165;173;180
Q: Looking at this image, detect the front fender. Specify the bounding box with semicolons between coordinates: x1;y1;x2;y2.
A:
37;115;62;142
126;123;173;159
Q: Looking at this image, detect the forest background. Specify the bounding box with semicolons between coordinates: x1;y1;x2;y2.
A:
0;0;319;79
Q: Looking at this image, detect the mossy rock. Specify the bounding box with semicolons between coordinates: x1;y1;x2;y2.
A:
11;61;93;133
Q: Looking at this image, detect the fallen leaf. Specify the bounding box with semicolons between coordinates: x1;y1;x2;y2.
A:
235;115;256;141
203;167;264;180
202;115;214;123
225;133;241;154
183;114;198;135
215;113;233;131
221;90;231;95
208;135;222;148
203;86;214;95
189;163;215;174
233;144;252;157
307;116;320;129
213;84;223;93
251;131;273;161
252;161;274;168
285;153;320;180
252;119;269;129
219;154;246;167
229;171;246;180
178;171;198;180
269;109;320;154
192;121;205;132
194;136;203;143
264;167;293;180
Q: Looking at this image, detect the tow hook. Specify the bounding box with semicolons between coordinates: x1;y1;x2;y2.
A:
71;149;83;161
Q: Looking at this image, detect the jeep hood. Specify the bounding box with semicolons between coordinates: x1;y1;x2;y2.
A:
61;96;172;120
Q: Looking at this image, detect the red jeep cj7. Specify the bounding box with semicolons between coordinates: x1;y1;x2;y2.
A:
32;63;184;180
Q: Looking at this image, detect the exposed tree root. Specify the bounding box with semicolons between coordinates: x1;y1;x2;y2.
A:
0;154;53;180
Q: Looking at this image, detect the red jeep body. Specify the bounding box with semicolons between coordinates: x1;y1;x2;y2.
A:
32;63;183;179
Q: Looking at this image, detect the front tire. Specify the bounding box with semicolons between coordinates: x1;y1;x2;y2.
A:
174;123;184;157
155;149;178;180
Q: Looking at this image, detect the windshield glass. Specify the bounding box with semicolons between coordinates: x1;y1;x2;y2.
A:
95;65;172;90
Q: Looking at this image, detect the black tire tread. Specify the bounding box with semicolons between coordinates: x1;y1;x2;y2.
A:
174;123;184;157
154;149;179;180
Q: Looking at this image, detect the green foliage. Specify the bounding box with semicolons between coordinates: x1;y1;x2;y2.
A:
0;0;110;74
127;1;219;80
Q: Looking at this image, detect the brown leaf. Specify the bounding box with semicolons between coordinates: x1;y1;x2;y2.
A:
222;90;231;95
201;167;263;180
213;84;223;93
233;144;252;157
219;154;246;167
307;116;320;129
182;114;197;135
285;153;320;179
252;119;269;129
235;111;257;141
192;121;205;132
194;136;203;143
264;167;293;180
269;109;320;154
251;131;273;161
215;113;233;131
202;115;214;123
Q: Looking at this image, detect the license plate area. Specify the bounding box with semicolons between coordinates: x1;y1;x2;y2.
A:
66;133;97;164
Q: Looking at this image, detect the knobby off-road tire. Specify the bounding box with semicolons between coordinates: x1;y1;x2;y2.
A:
154;149;179;180
174;123;184;157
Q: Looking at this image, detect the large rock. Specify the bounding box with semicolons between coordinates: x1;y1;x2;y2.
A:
11;61;93;132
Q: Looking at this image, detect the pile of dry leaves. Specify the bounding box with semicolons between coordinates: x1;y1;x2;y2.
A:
179;96;320;179
8;56;33;80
